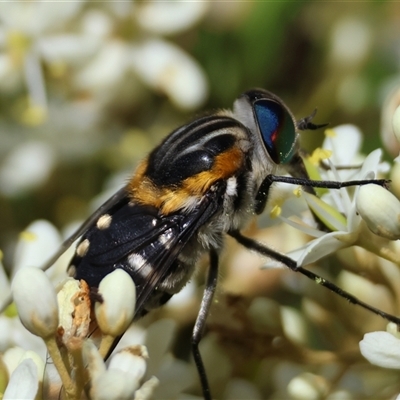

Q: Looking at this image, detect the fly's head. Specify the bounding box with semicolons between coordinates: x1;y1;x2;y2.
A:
233;88;300;190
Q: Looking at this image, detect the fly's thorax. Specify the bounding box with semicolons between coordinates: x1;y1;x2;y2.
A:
127;114;253;216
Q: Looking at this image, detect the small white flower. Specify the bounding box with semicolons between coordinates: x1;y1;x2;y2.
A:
0;1;84;113
274;126;395;267
94;346;148;398
13;220;62;277
95;269;136;337
0;141;55;196
330;18;371;68
84;340;151;400
74;40;130;92
135;1;209;36
11;267;59;339
282;149;381;266
123;319;196;398
108;345;148;382
130;38;208;111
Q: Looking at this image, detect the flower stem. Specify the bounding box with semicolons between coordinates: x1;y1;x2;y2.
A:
98;334;115;359
45;336;76;400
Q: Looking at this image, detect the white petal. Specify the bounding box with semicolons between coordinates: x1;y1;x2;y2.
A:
153;358;195;399
3;358;38;400
281;307;307;345
0;2;82;35
13;220;61;276
357;148;382;179
130;39;208;110
330;18;371;67
0;141;55;196
360;331;400;369
0;258;11;310
82;340;106;382
38;35;101;64
9;318;47;357
135;2;208;35
20;351;45;383
95;269;136;337
74;41;130;91
223;378;262;400
322;125;362;165
11;267;59;338
286;231;355;266
303;192;347;232
393;105;400;145
144;319;176;376
165;280;196;309
81;10;113;39
24;50;47;108
2;347;25;376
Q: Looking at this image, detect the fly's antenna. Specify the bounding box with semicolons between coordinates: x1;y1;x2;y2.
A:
297;108;329;131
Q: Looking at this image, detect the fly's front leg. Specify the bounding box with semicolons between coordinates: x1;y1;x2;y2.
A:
229;230;400;326
192;248;219;400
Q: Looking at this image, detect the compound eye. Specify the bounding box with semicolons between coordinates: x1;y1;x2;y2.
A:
254;99;296;164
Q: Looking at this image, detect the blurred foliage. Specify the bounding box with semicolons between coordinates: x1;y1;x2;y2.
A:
3;3;400;399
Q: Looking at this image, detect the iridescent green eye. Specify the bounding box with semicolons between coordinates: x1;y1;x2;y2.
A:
254;99;296;164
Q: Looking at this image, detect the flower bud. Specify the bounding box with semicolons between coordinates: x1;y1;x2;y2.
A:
91;370;138;400
11;268;59;339
287;372;328;400
95;269;136;337
356;184;400;240
108;346;147;386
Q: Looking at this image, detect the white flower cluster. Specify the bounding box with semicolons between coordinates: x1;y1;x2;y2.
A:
0;1;211;197
7;267;151;400
1;4;400;394
3;116;400;399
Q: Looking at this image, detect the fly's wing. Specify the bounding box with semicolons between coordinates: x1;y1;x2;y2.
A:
133;188;223;315
71;185;223;319
70;198;175;288
40;186;129;273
